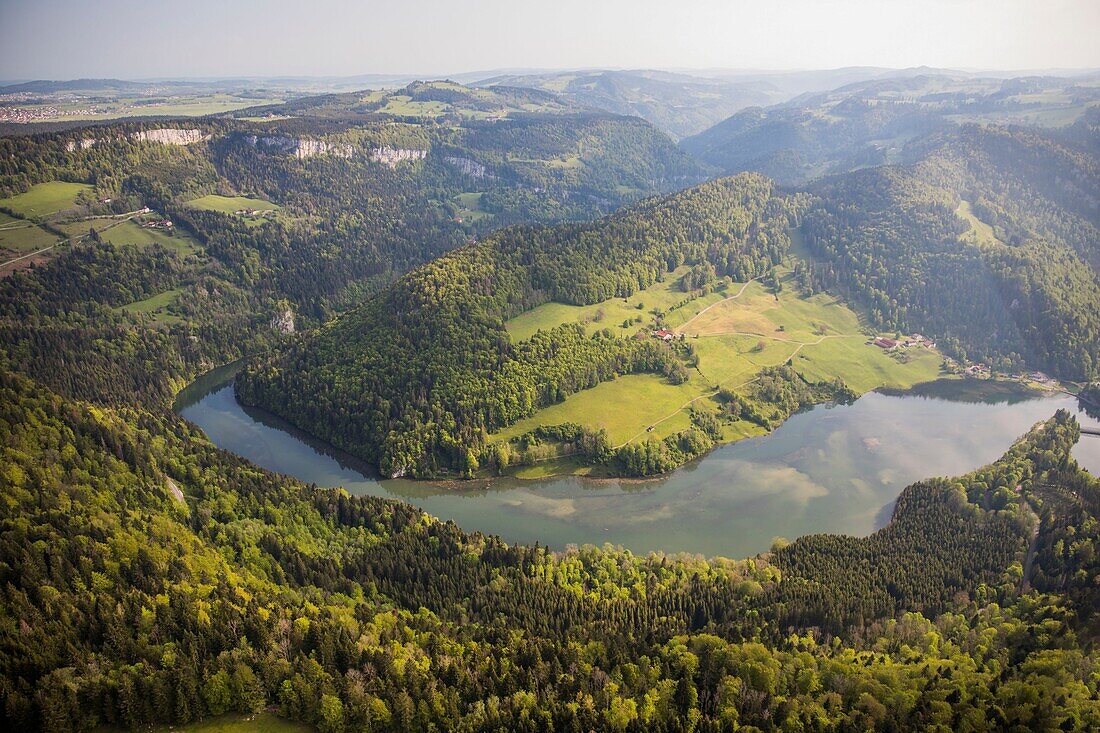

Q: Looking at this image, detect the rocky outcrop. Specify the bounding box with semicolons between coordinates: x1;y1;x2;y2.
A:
244;135;353;159
271;307;295;335
64;138;97;152
444;156;494;179
295;138;353;159
132;128;209;146
370;146;428;167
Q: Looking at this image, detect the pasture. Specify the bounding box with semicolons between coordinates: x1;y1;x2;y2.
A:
0;220;58;254
187;195;281;227
505;266;728;341
120;287;184;324
55;217;200;255
494;373;709;446
494;260;947;470
187;194;281;214
454;192;492;222
0;181;91;218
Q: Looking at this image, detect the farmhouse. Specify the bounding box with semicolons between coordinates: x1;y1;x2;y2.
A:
653;329;675;342
873;337;898;349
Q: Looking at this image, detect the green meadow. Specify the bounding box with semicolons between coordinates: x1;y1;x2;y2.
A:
55;218;200;255
454;192;492;222
0;220;59;254
120;287;184;323
505;266;728;342
494;261;947;470
187;194;281;214
956;199;1002;248
0;181;91;218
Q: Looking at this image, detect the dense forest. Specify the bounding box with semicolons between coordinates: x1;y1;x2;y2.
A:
801;125;1100;379
2;84;1100;732
236;174;799;478
2;367;1098;731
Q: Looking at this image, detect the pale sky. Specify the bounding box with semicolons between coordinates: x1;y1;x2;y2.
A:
1;0;1098;80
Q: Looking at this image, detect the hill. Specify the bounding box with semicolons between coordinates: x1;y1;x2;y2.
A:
237;174;797;478
681;73;1100;183
802;124;1100;379
478;69;780;139
4;364;1098;730
238;125;1100;480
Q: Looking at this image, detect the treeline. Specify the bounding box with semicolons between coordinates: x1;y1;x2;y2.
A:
615;367;855;477
0;98;704;410
237;174;799;478
3;370;1098;732
801;125;1100;380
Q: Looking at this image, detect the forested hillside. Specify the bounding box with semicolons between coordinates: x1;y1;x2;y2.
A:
801;125;1100;379
239;122;1100;478
236;174;799;478
2;80;1100;733
3;366;1098;731
479;69;780;139
681;73;1100;184
0;87;701;410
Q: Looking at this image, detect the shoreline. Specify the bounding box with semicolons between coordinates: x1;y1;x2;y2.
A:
175;358;1073;489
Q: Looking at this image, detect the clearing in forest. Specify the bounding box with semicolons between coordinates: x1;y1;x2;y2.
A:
0;181;91;218
494;262;945;470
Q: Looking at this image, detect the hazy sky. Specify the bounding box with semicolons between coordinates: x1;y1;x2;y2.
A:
2;0;1098;80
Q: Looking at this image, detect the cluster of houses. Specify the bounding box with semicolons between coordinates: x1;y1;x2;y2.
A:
234;208;276;218
142;218;173;230
872;333;936;350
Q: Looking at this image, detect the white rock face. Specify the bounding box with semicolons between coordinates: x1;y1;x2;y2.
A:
271;307;295;335
370;146;428;167
244;135;353;159
64;138;97;152
444;156;493;179
132;128;210;146
295;139;353;159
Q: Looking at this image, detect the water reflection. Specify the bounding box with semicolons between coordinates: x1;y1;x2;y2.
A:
177;374;1100;558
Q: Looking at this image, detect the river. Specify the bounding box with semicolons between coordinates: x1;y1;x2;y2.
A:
175;366;1100;558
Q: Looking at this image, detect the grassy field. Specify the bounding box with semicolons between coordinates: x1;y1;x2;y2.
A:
100;220;200;254
956;200;1002;248
0;220;59;254
55;217;201;255
0;182;91;218
109;712;312;733
454;192;492;222
120;287;184;323
506;266;728;342
187;195;281;214
497;374;708;447
493;261;946;469
187;195;281;228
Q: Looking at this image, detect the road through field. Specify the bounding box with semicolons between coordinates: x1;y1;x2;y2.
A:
676;276;761;332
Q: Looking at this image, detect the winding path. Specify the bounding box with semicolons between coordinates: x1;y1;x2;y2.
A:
676;276;761;331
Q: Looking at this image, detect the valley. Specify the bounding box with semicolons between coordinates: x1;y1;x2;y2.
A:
1;50;1099;732
177;370;1100;558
